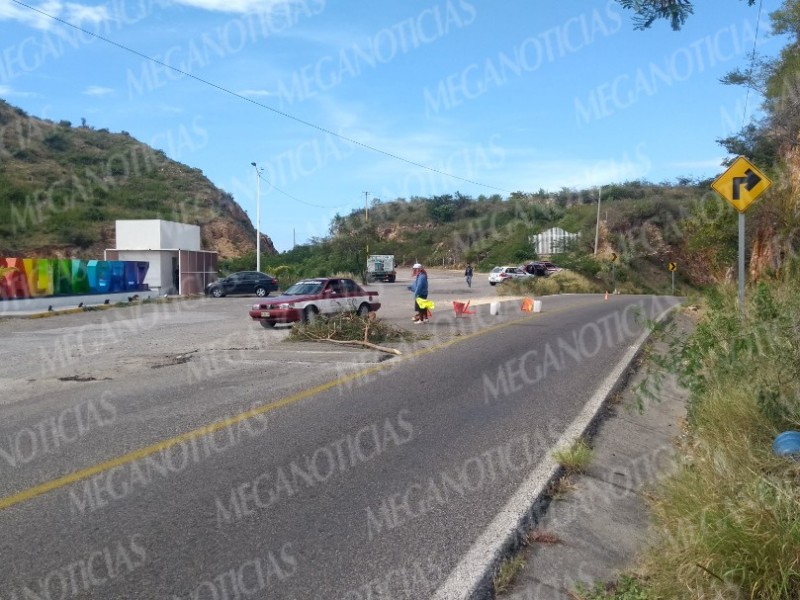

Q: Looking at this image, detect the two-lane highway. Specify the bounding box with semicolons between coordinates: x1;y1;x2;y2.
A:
0;276;679;599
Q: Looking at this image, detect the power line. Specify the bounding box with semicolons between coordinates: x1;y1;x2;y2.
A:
257;171;350;210
12;0;514;194
742;0;764;128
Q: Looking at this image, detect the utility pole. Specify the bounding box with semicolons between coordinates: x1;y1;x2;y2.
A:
364;191;369;259
594;185;602;255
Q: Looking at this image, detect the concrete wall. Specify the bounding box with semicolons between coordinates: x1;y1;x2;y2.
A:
116;220;161;250
115;220;200;251
0;290;159;317
160;220;200;250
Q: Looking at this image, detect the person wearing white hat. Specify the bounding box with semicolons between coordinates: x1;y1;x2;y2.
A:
408;263;429;323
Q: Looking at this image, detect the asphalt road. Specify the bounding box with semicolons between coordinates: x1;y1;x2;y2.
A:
0;270;680;599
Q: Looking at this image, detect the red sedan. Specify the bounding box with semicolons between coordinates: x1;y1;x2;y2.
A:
249;277;381;328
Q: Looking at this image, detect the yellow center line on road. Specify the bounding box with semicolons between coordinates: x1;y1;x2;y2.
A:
0;302;569;512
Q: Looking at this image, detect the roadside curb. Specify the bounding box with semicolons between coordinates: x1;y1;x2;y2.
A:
431;303;681;600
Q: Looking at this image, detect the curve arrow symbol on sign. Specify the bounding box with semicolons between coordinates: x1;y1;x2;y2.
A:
732;169;761;200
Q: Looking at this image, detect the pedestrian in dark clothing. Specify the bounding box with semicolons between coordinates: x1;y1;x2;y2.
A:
465;263;473;287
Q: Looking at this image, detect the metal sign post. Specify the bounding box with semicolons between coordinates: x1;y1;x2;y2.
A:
610;252;617;293
711;156;772;316
738;213;745;312
668;262;677;295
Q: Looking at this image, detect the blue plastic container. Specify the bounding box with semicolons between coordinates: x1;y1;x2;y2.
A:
772;431;800;458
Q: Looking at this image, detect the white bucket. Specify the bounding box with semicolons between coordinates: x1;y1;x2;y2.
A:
533;300;542;313
490;301;500;316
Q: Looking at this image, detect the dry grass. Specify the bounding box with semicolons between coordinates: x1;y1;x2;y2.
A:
526;529;561;544
289;312;418;344
493;553;526;595
547;474;577;499
639;281;800;599
553;439;593;475
496;271;603;297
643;384;800;599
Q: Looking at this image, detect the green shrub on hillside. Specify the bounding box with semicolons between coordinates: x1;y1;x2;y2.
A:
496;271;602;296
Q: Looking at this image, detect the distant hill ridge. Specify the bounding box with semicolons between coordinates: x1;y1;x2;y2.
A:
0;98;274;260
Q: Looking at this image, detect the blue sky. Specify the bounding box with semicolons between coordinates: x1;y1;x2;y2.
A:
0;0;787;252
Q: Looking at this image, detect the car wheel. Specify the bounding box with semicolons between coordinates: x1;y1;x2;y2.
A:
210;287;224;298
259;320;276;329
489;282;496;286
357;303;370;317
255;286;268;297
301;306;319;324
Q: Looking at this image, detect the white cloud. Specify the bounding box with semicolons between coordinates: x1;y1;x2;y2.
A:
0;0;52;29
238;89;276;98
64;2;110;24
0;84;39;98
171;0;292;14
83;85;114;97
668;158;726;170
0;0;110;30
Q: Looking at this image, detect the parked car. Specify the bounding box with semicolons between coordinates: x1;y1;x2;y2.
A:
541;261;562;274
520;262;547;277
205;271;279;298
488;266;530;286
249;277;381;328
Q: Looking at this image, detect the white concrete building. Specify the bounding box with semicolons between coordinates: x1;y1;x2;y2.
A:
106;219;217;295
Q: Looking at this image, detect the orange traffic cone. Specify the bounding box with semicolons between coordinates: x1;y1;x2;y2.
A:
521;297;534;312
604;290;608;301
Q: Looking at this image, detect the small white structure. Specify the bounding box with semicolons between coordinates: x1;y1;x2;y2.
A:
531;227;580;256
106;219;217;295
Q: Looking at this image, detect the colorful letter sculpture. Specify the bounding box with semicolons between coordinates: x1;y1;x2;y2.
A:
0;258;149;300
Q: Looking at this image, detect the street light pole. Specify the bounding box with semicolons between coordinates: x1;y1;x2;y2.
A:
251;162;263;272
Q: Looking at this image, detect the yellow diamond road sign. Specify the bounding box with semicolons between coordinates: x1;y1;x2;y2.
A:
711;156;771;213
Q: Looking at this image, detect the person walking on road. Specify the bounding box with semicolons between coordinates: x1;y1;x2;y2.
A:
465;262;473;288
408;263;429;323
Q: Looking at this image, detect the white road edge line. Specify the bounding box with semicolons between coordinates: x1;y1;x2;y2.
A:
431;303;678;600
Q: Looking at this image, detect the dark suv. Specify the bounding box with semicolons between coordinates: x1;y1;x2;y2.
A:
205;271;279;298
520;262;547;277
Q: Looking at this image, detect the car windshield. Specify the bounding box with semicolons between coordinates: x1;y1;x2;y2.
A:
491;267;502;273
283;281;324;296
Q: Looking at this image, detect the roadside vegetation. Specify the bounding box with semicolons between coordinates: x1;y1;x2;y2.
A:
496;271;604;296
565;1;800;596
493;553;527;595
221;182;716;295
631;272;800;599
532;272;800;600
573;574;650;600
289;312;419;346
552;439;594;475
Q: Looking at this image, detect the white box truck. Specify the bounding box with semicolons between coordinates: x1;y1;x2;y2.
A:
366;254;396;283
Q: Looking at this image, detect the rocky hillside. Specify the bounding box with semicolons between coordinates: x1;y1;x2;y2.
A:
0;99;274;260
